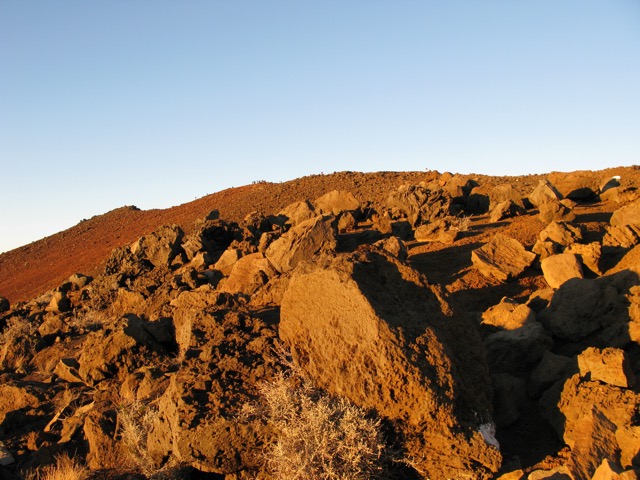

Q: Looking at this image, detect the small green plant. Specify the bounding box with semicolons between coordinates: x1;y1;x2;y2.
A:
242;370;389;480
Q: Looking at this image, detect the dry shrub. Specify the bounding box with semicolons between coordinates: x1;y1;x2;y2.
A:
244;372;388;480
117;400;160;476
450;214;471;232
0;315;37;371
26;453;88;480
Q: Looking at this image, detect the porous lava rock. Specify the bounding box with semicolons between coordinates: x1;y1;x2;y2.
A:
472;234;536;282
265;215;337;273
279;250;501;479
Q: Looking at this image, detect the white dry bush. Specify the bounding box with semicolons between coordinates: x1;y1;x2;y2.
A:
450;214;471;232
244;372;388;480
26;453;88;480
117;400;160;476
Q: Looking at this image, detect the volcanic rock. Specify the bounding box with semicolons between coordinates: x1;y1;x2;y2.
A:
387;184;456;226
611;198;640;227
265;215;337;273
577;347;636;388
314;190;360;216
277;199;316;227
547;171;600;200
481;297;536;331
217;252;277;296
538;198;576;223
472;234;536;282
541;253;584;289
279;250;501;479
529;179;563;207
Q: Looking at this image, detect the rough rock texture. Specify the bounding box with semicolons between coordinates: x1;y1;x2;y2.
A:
538;269;640;342
481;297;536;331
529;179;563;207
547;171;600;200
577;347;636;388
265;215;337;273
541;253;584;289
610;198;640;227
279;250;501;479
313;189;360;216
538;198;577;223
387;184;456;226
472;234;536;282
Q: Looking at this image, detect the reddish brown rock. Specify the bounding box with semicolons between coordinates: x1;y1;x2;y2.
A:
314;190;360;216
472;234;536;282
541;253;584;289
611;198;640;227
280;250;501;479
265;215;337;273
577;347;636;388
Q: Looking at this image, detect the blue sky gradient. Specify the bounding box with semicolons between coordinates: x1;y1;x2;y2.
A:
1;1;639;252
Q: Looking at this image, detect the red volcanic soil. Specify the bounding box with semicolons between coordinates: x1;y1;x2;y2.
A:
1;167;637;305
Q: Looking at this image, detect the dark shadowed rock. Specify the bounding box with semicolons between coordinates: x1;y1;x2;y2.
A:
538;269;640;342
280;250;501;479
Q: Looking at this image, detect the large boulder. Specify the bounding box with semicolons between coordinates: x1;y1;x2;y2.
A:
130;225;184;268
577;347;636;388
217;252;277;296
611;199;640;227
277;200;316;227
472;234;536;282
484;322;553;376
547;171;600;200
528;179;563;207
541;374;640;480
538;269;640;342
387;184;456;226
538;221;583;247
265;215;337;273
538;197;576;223
314;190;360;216
541;253;584;289
279;250;501;479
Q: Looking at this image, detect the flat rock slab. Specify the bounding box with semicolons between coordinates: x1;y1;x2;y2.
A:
472;234;536;282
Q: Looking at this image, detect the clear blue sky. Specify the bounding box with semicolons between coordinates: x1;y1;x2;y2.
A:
1;1;639;253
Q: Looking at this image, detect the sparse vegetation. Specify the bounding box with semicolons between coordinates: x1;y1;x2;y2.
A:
450;214;471;232
0;315;36;371
243;369;389;480
116;400;161;476
26;454;88;480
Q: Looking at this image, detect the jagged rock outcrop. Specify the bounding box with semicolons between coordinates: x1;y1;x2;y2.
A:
279;250;501;479
265;215;337;273
472;234;536;282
